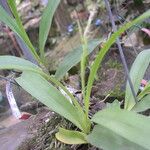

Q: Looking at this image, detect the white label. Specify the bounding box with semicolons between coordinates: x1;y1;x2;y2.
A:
6;81;21;119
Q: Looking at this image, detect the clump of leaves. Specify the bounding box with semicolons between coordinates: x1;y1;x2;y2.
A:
0;0;150;150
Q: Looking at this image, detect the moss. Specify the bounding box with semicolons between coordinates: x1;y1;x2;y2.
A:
110;85;125;98
105;59;122;70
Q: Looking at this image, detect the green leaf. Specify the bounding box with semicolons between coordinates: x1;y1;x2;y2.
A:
125;50;150;110
0;56;91;132
55;39;101;80
0;56;42;73
7;0;25;32
132;94;150;112
85;10;150;114
15;71;86;132
88;107;150;150
106;99;120;108
0;5;19;33
137;82;150;100
88;125;147;150
56;128;87;144
39;0;60;61
0;5;40;63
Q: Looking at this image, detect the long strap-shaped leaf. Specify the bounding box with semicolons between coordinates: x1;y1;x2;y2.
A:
7;0;24;31
0;5;41;63
6;0;38;64
16;71;85;132
0;56;83;111
85;10;150;114
125;49;150;110
104;0;137;103
0;56;42;73
39;0;60;61
0;56;90;133
55;39;101;80
88;107;150;150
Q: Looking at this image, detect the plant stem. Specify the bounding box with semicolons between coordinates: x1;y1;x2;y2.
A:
76;19;91;132
77;20;88;114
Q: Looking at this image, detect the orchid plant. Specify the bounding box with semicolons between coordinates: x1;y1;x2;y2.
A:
0;0;150;149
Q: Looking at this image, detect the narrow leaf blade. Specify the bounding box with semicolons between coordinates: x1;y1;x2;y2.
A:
15;71;84;131
55;39;101;80
85;10;150;113
7;0;25;31
0;5;40;62
39;0;60;60
0;56;42;73
0;56;89;132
